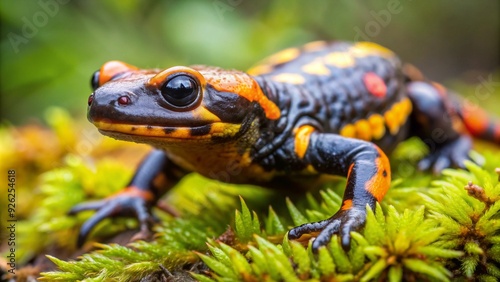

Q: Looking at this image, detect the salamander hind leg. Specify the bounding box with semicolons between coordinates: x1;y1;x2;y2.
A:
288;133;391;251
407;81;474;174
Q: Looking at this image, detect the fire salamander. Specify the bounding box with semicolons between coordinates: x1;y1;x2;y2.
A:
72;41;500;251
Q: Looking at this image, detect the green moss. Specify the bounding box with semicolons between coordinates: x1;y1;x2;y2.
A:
1;107;499;281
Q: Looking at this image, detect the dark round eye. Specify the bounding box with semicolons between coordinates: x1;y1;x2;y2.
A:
91;70;100;91
161;75;200;107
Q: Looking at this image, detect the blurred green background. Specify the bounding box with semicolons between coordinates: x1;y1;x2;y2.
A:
1;0;499;124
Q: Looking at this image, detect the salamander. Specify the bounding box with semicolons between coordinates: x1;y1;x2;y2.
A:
71;41;500;251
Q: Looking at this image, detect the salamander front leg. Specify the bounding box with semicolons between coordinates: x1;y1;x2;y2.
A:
288;133;391;252
69;149;187;246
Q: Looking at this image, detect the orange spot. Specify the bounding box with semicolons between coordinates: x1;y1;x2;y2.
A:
363;72;387;98
341;199;353;211
364;146;391;202
99;61;138;86
113;186;155;202
294;125;316;159
462;106;489;137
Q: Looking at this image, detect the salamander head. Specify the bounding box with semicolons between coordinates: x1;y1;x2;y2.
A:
87;61;280;145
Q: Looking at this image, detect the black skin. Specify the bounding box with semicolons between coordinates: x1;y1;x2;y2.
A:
70;41;493;252
70;80;472;251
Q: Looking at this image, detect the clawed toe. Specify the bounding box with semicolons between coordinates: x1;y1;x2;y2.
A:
289;208;366;252
418;136;473;174
69;189;157;247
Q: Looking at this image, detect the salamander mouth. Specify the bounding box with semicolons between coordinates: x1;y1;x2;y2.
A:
93;120;241;140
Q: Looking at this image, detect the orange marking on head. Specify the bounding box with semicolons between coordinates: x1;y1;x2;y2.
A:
99;61;138;86
341;199;353;211
271;73;306;84
203;69;281;120
148;66;206;88
365;147;391;202
324;52;355;68
302;58;331;75
363;72;387;98
294;125;316;159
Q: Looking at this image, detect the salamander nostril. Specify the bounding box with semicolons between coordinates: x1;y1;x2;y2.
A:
87;94;94;106
118;96;131;105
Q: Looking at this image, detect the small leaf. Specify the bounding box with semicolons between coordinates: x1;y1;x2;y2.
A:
265;206;285;235
388;265;402;282
403;259;450;281
197;252;237;279
286;198;308;226
361;259;387;282
317;246;335;277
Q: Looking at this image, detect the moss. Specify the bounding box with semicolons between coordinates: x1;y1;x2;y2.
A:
0;107;499;281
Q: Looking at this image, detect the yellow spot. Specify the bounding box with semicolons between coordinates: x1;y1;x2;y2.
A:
271;73;305;84
368;114;386;140
383;98;412;135
354;119;372;141
324;52;355;68
303;41;328;52
302;58;331;75
266;48;300;65
340;124;356;138
294;125;316;159
210;123;242;138
350;42;394;58
384;110;399;135
247;64;273;76
191;106;221;123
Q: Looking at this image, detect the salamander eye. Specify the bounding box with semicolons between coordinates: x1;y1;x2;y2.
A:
161;75;200;108
91;70;100;91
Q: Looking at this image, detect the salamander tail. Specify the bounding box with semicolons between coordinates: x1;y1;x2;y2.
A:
457;102;500;145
